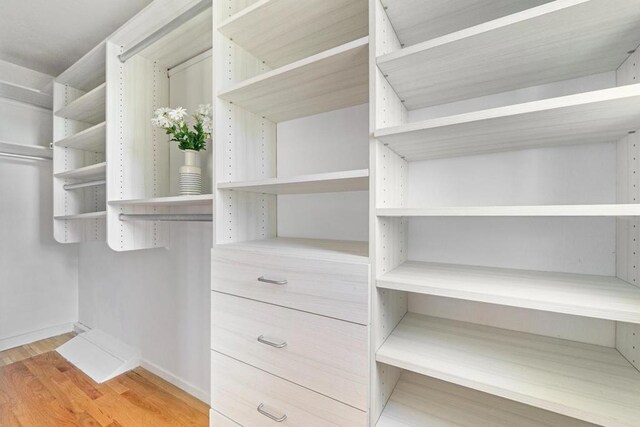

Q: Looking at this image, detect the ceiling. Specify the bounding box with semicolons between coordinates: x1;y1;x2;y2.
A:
0;0;152;76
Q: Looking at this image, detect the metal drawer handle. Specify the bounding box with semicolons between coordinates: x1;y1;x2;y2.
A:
257;276;288;285
257;403;287;422
257;335;287;348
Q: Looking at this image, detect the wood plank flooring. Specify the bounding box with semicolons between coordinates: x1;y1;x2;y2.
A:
0;333;76;367
0;335;209;426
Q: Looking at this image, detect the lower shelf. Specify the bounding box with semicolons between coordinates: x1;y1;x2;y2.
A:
376;313;640;426
54;211;106;220
377;204;640;217
378;371;590;427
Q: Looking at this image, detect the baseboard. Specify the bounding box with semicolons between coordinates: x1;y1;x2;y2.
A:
140;358;209;404
73;322;91;334
0;322;74;352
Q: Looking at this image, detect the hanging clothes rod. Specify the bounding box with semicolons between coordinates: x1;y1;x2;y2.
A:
118;0;212;63
63;179;106;190
119;213;213;222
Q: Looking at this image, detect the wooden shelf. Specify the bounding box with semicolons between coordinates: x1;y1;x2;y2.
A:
380;0;549;49
378;261;640;323
377;0;640;109
377;371;589;427
54;122;105;152
54;162;106;181
377;204;640;217
56;42;105;92
54;83;105;124
109;194;213;207
218;37;368;122
0;80;52;109
54;211;106;220
375;85;640;161
218;0;367;68
218;169;368;194
0;141;52;159
377;313;640;426
218;237;368;264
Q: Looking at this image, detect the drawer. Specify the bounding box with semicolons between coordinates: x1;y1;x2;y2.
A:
212;292;368;410
211;248;369;324
211;351;368;427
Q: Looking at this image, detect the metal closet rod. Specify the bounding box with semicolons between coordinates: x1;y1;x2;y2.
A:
0;152;51;161
63;179;106;190
119;213;212;222
118;0;212;63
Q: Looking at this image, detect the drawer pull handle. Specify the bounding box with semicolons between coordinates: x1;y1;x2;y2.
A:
257;403;287;422
258;276;288;285
257;335;287;348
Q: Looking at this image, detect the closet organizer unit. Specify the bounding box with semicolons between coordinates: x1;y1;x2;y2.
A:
105;0;213;251
53;43;107;243
371;0;640;426
210;0;370;425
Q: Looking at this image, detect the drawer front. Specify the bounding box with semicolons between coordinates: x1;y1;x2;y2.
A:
211;351;368;427
211;249;369;324
212;292;368;410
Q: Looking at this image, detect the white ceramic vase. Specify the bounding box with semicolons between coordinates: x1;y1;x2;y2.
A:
179;149;201;195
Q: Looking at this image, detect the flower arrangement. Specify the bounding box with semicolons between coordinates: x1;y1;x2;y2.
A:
151;104;212;151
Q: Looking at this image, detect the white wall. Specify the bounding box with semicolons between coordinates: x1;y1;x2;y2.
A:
0;97;79;351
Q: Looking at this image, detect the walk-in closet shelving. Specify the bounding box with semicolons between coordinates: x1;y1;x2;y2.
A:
106;0;213;251
211;0;370;424
53;41;107;243
0;141;52;160
371;0;640;425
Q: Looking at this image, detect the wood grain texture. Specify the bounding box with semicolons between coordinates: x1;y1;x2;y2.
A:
54;83;106;125
218;0;368;68
54;211;107;220
377;204;640;217
377;313;640;426
0;334;75;367
211;292;368;409
378;261;640;323
378;371;594;427
0;350;208;426
109;194;213;207
211;351;367;426
56;42;106;92
54;162;106;181
54;122;105;152
375;84;640;161
218;37;369;122
378;0;640;109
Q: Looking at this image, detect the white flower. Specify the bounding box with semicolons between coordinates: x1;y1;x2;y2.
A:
196;104;212;118
201;116;213;134
168;107;187;122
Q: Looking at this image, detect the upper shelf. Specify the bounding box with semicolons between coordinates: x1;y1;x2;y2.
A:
109;194;213;207
54;83;106;125
56;42;105;92
377;371;589;427
217;169;369;194
54;122;105;152
377;204;640;217
217;237;369;264
0;141;52;159
375;85;640;161
377;313;640;426
377;0;640;109
380;0;549;48
218;0;367;68
378;261;640;323
218;37;369;122
54;162;106;181
54;211;106;221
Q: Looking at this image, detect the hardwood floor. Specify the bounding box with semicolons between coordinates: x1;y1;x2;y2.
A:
0;335;209;426
0;333;76;367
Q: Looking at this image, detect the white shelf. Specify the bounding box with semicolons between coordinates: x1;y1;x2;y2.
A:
378;261;640;323
377;204;640;217
380;0;548;48
377;313;640;426
0;80;52;109
377;371;589;427
109;194;213;207
54;82;105;124
377;0;640;109
54;211;106;220
54;122;105;152
218;169;369;194
218;0;367;68
218;37;369;122
375;85;640;161
0;141;52;159
54;162;106;181
218;237;369;264
56;42;106;92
